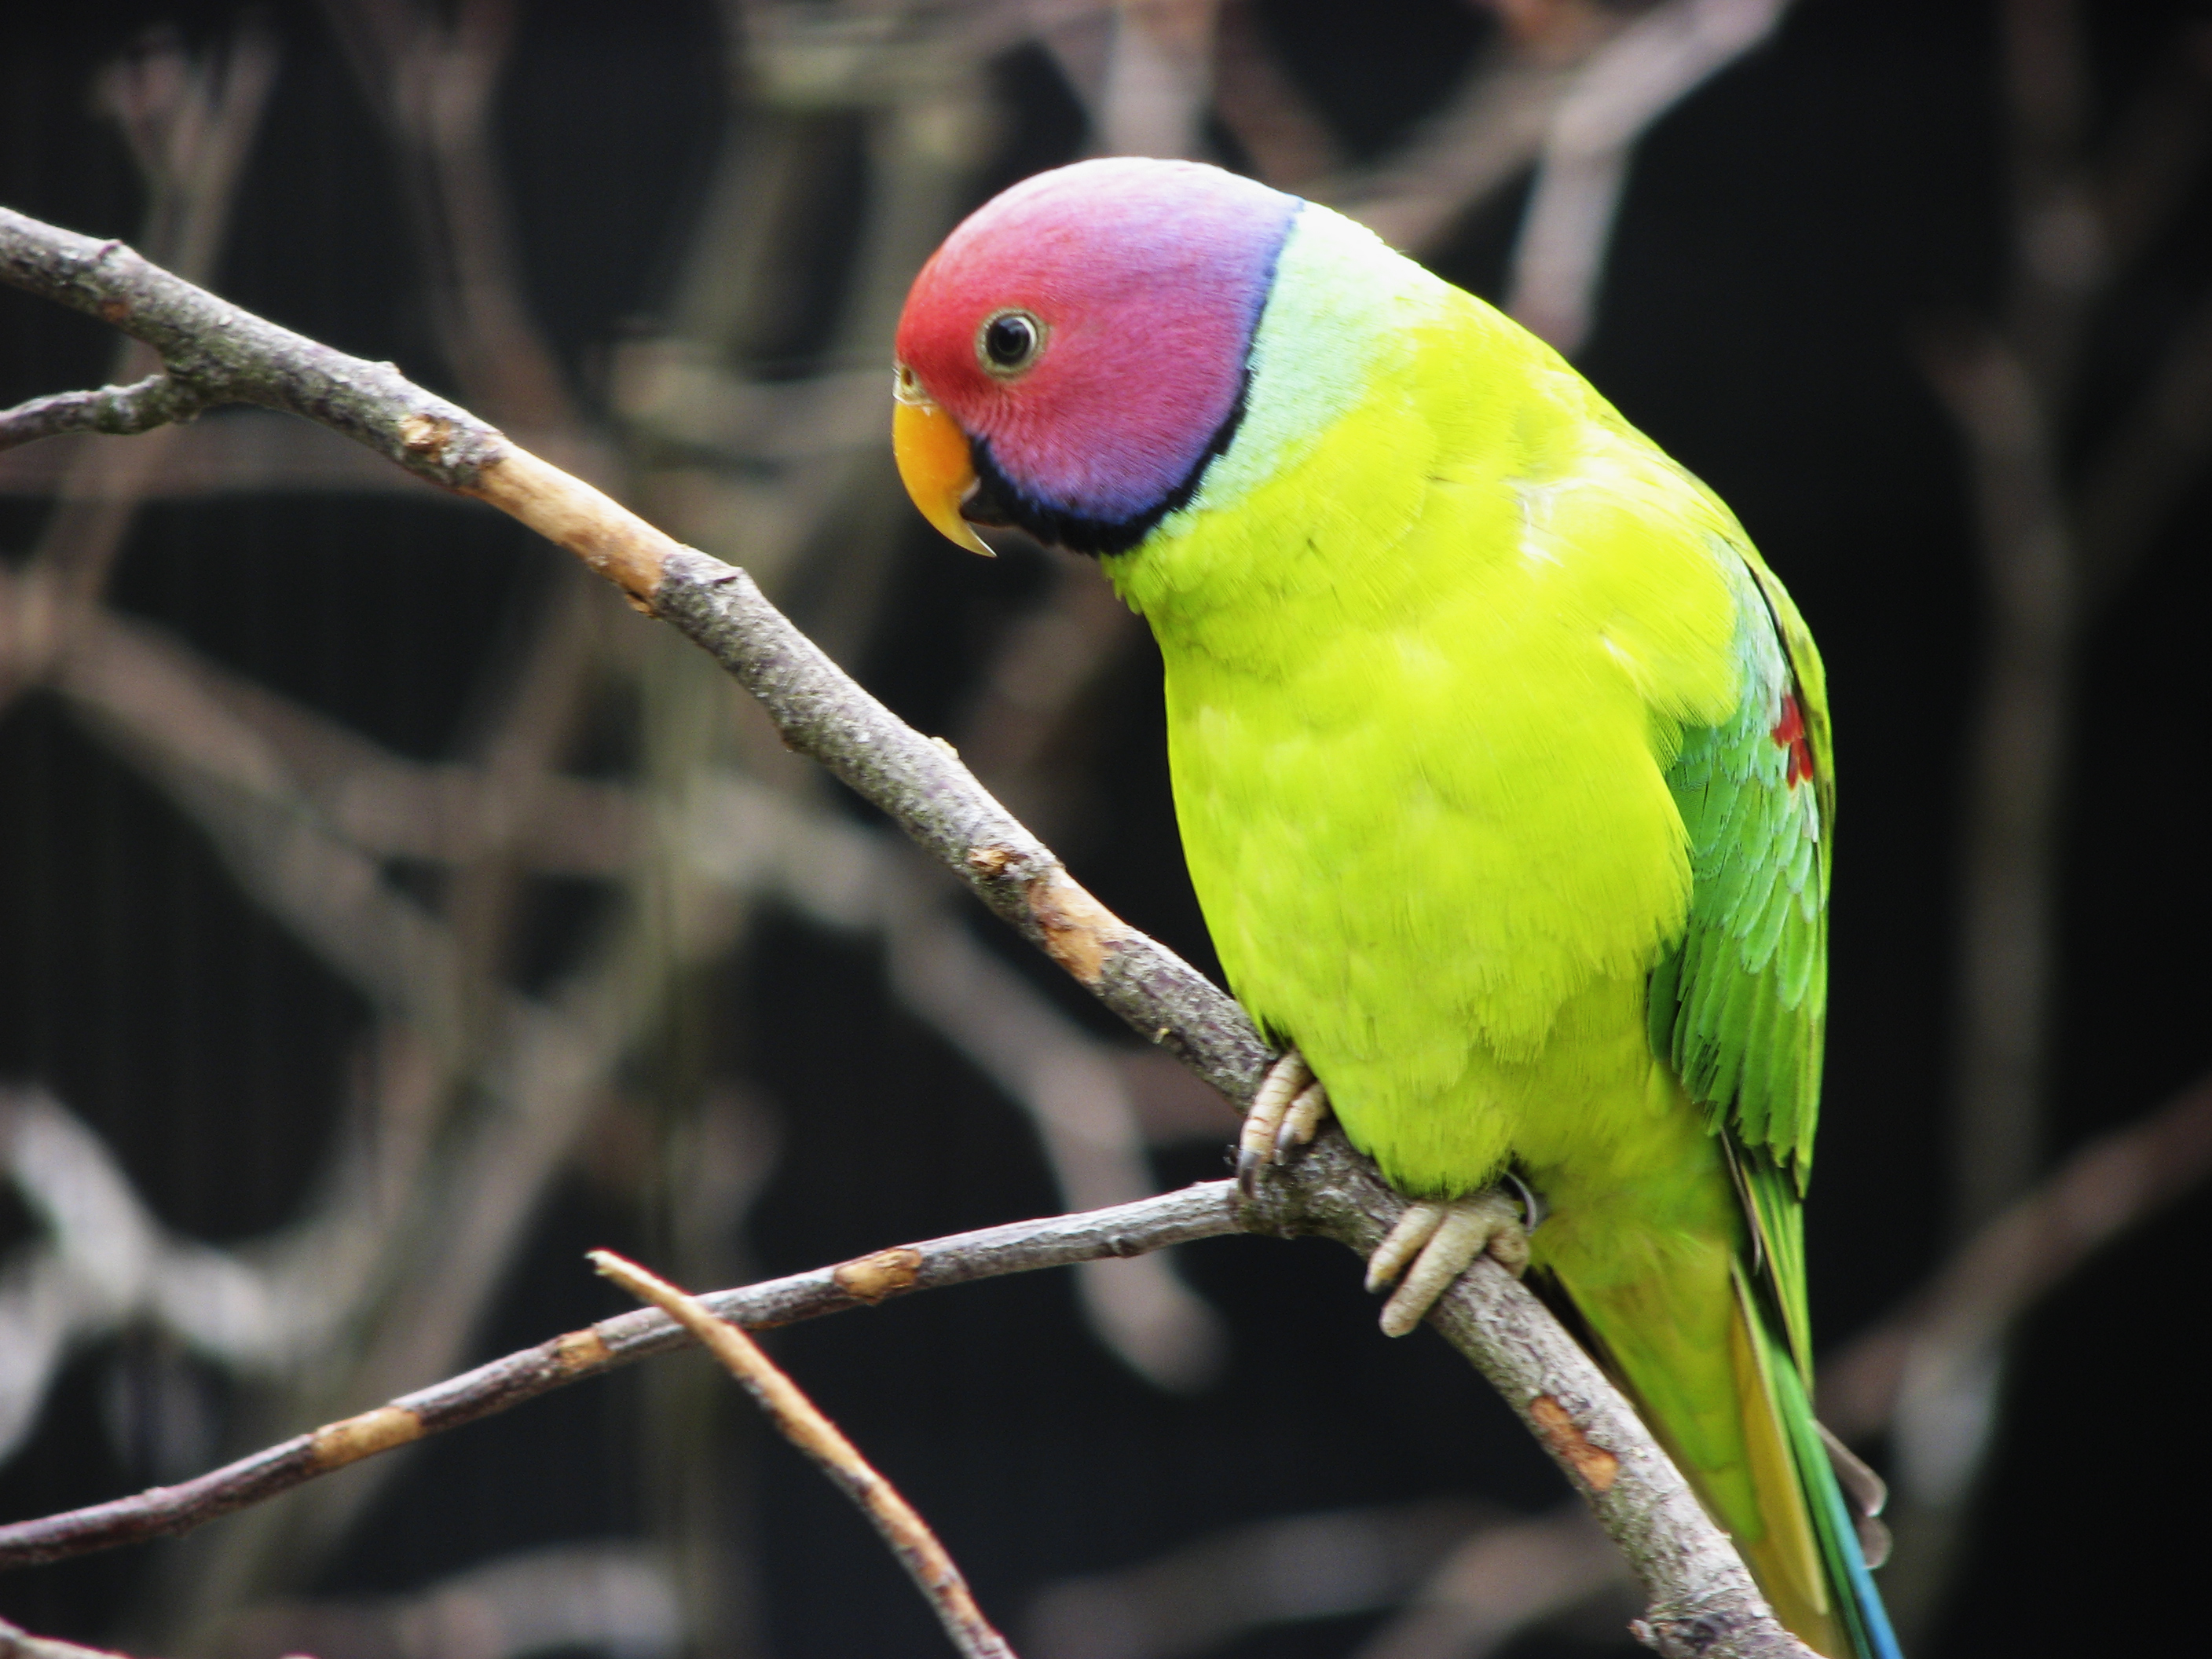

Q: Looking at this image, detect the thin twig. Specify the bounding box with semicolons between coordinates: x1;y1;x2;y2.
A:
592;1250;1020;1659
0;374;209;450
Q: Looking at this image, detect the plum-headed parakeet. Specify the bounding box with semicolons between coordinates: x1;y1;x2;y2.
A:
890;158;1899;1659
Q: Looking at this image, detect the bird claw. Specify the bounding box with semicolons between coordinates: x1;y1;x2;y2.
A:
1237;1049;1330;1196
1365;1188;1533;1337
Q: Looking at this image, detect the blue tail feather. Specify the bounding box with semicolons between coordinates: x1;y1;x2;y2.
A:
1774;1358;1903;1659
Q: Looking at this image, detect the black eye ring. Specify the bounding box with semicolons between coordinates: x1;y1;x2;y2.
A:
978;309;1045;375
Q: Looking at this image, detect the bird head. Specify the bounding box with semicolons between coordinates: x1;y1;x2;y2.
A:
891;158;1300;559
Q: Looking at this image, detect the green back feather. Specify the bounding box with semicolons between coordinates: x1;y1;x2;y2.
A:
1650;543;1832;1376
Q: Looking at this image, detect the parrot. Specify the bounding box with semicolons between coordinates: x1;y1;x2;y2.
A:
888;156;1899;1659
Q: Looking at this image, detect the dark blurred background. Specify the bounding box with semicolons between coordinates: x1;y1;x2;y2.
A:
1;2;2207;1657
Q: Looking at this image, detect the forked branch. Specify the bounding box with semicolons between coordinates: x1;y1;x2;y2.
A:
0;373;210;449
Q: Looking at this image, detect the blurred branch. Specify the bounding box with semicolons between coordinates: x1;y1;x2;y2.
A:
595;1250;1020;1659
1328;5;1624;255
1326;0;1790;354
947;555;1144;834
1208;0;1341;187
2;27;278;704
95;25;280;293
1097;0;1219;161
0;555;733;1634
1351;1502;1626;1659
0;204;1808;1659
319;0;586;441
16;530;1210;1393
318;0;626;1076
2091;21;2212;270
2075;278;2212;606
1820;1068;2212;1456
1908;21;2212;1635
0;1621;158;1659
1022;1497;1492;1659
0;1092;302;1456
225;1543;679;1659
1503;0;1792;353
1923;328;2075;1237
38;584;476;1041
1939;3;2210;1233
1936;0;2097;1249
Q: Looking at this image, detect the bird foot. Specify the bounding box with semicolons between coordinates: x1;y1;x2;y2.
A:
1236;1049;1331;1196
1365;1188;1532;1337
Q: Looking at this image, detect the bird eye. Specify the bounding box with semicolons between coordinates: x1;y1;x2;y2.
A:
978;309;1044;375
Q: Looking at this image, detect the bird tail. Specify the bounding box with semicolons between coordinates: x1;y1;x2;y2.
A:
1548;1242;1901;1659
1730;1265;1903;1659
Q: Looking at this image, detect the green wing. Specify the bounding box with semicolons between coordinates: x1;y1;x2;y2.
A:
1646;539;1832;1375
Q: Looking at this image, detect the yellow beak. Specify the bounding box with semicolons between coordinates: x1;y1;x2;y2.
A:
893;392;994;557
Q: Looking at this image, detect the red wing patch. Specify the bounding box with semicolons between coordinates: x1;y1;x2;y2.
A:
1771;694;1813;788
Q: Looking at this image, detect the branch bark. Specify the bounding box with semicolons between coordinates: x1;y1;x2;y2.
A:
0;1184;1242;1570
0;373;210;449
0;203;1806;1659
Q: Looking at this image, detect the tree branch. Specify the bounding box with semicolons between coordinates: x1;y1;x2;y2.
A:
594;1250;1019;1659
0;203;1804;1659
0;1183;1240;1570
1240;1141;1807;1659
0;374;210;450
13;1060;2191;1646
0;1150;1800;1654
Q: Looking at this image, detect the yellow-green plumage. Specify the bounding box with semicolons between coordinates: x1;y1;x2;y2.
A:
1106;203;1892;1659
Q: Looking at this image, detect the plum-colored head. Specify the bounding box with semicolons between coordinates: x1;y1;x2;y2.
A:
893;158;1300;555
